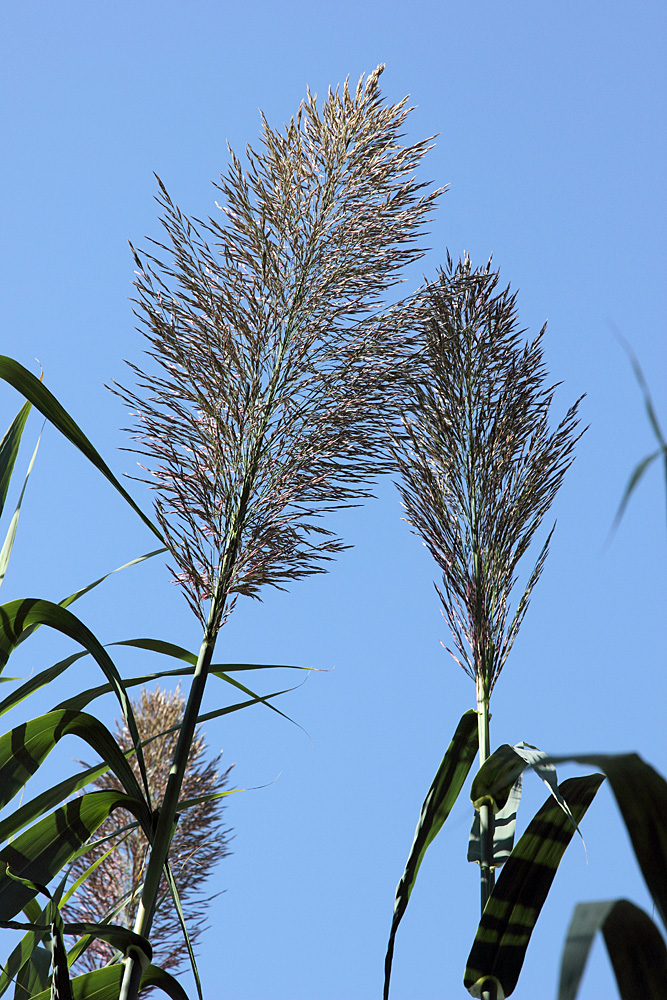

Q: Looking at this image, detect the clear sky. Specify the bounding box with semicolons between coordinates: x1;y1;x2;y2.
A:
1;3;666;999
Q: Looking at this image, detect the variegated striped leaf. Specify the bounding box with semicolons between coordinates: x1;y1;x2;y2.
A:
464;773;604;998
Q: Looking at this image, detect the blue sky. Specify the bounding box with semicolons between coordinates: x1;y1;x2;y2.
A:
1;2;666;998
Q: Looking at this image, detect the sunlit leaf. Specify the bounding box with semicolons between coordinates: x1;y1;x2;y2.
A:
0;401;31;519
14;550;167;650
0;710;150;815
0;599;150;802
28;962;190;1000
471;743;583;841
468;776;522;867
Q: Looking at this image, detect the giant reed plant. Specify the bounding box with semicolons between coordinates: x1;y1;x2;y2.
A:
398;254;583;904
112;66;440;1000
383;256;667;999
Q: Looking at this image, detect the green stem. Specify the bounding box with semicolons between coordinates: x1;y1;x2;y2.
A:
119;584;223;1000
476;674;494;914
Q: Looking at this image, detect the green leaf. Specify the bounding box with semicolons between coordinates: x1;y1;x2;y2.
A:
0;790;149;921
545;753;667;929
0;356;163;542
27;963;190;1000
0;599;151;803
0;652;88;718
558;899;667;1000
383;709;478;1000
0;760;119;848
0;710;150;816
0;400;32;519
0;433;40;591
162;862;203;1000
13;945;51;998
0;688;286;848
0;899;50;997
464;773;605;998
62;925;152;964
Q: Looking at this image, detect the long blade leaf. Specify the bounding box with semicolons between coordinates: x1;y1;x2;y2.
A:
0;357;162;542
0;791;149;921
0;710;150;816
384;709;478;1000
0;599;150;803
0;401;32;519
558;898;667;1000
27;963;190;1000
0;433;40;590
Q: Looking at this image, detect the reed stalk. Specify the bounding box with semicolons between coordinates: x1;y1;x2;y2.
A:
392;253;583;965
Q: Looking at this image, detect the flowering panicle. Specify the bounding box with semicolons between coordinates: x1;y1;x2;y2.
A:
114;66;442;630
65;686;232;975
395;254;584;696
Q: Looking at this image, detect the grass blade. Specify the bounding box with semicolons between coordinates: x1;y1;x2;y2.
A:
0;791;149;921
0;710;150;816
464;773;605;998
0;401;32;520
0;357;163;543
558;899;667;1000
0;433;40;590
27;963;190;1000
384;709;478;1000
14;550;167;650
0;599;151;804
546;753;667;929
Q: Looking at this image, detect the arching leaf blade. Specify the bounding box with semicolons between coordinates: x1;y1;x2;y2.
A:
14;550;167;649
546;753;667;929
558;898;667;1000
0;599;150;802
384;709;478;1000
0;710;150;816
0;433;40;590
0;791;150;921
0;356;163;542
28;963;190;1000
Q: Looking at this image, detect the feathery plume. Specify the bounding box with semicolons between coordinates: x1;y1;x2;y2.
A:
114;66;442;632
65;686;232;977
394;253;584;697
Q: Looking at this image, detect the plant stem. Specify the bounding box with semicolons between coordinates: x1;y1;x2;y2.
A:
476;674;494;914
119;586;222;1000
